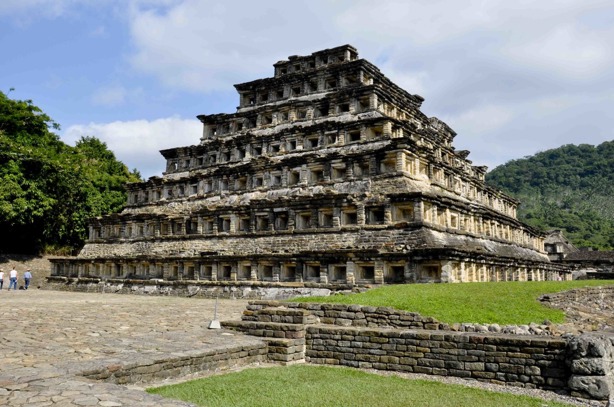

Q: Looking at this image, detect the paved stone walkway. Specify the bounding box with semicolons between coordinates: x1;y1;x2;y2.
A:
0;289;259;406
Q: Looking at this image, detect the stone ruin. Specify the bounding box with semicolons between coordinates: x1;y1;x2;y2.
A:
49;45;570;287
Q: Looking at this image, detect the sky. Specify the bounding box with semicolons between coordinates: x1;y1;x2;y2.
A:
1;0;613;179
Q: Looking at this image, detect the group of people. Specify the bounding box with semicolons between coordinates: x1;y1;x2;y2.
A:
0;267;32;290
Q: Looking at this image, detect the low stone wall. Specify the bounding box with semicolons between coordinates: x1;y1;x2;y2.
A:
246;300;557;336
45;276;346;300
306;326;568;391
224;300;614;401
80;343;268;385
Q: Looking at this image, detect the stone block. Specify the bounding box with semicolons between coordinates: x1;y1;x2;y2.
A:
568;375;612;400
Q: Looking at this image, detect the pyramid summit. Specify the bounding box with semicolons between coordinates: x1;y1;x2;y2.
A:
50;45;569;289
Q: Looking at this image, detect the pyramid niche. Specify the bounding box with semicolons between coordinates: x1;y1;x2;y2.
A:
50;45;569;287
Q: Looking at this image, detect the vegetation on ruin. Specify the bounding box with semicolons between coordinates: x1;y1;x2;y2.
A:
486;141;614;250
295;280;614;325
148;365;573;407
0;91;141;254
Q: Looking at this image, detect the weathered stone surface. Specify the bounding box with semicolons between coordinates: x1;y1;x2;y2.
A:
49;45;570;290
568;375;613;400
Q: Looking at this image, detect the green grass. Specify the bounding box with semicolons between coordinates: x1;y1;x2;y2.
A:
147;365;573;407
293;280;614;325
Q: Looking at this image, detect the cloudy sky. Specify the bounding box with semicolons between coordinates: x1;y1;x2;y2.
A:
1;0;613;179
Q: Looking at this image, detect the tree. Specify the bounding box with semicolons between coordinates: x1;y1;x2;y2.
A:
0;91;141;253
486;141;614;250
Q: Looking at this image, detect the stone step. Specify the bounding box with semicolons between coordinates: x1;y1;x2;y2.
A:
222;320;305;339
242;307;318;325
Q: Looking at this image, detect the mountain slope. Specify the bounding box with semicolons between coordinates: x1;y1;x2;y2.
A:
485;141;614;249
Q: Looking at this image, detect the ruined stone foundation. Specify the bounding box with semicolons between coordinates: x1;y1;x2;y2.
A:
50;45;569;288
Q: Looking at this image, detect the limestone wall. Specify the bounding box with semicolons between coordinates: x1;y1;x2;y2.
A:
225;300;614;401
44;276;340;300
306;326;568;392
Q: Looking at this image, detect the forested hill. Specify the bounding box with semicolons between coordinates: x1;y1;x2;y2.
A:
485;141;614;250
0;91;141;254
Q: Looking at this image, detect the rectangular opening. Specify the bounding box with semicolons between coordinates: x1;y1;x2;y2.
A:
276;89;284;99
305;136;319;148
288;170;300;185
357;265;375;280
342;210;357;225
253;176;264;188
270;173;282;187
393;205;414;222
310;168;324;183
239;264;251;280
219;217;231;232
339;103;350;113
270;144;281;154
260;265;273;281
282;265;296;281
348;130;361;143
332;166;346;181
315;103;329;117
324;133;337;145
287;139;297;151
221;265;232;280
319;211;333;227
306;265;319;279
236;177;247;190
332;265;346;281
202;265;213;280
386;266;405;283
274;212;288;230
239;217;250;232
367;207;386;224
256;216;270;231
297;212;312;229
359;97;370;112
203;219;214;234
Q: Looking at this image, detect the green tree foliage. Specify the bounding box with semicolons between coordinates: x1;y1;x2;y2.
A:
486;142;614;249
0;92;141;253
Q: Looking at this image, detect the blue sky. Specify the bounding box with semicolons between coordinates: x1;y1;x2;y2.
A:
1;0;613;179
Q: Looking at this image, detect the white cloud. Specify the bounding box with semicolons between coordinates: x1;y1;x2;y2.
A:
445;105;516;137
63;117;201;178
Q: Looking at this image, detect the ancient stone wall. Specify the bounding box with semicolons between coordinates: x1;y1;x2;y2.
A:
81;342;267;385
223;300;614;401
44;276;341;300
306;326;569;392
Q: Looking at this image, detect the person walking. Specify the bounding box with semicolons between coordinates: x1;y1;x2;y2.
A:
0;268;4;290
23;269;32;289
8;267;18;291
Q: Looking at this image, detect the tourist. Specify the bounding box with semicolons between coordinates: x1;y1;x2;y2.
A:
9;266;18;290
0;268;4;290
24;269;32;289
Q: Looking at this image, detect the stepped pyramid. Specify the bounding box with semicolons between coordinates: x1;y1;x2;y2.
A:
51;45;569;285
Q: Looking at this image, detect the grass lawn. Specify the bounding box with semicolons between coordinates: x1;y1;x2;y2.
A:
147;365;574;407
293;280;614;325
